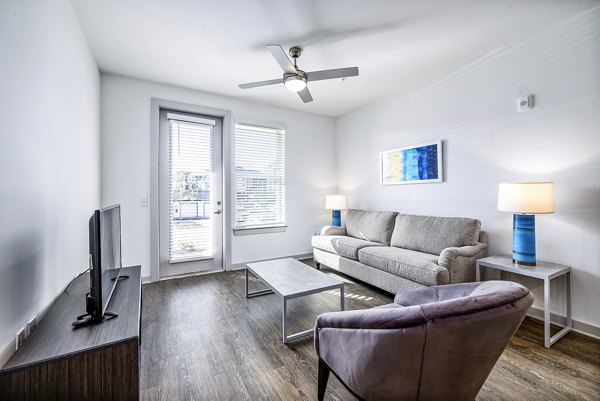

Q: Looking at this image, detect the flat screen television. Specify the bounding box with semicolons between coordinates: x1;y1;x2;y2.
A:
73;204;125;327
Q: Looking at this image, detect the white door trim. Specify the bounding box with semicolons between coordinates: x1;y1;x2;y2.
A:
150;98;233;282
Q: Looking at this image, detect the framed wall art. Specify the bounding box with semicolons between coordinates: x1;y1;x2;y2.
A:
380;140;443;185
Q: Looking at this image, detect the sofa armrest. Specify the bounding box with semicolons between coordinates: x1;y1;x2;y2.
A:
438;242;488;283
320;225;347;236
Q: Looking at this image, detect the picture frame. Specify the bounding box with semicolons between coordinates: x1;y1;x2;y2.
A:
379;140;443;185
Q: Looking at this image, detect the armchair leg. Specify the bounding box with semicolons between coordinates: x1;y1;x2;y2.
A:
318;358;330;401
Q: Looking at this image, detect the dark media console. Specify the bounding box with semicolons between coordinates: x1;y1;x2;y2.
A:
0;265;142;401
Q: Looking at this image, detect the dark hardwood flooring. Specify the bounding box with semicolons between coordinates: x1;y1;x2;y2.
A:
140;261;600;401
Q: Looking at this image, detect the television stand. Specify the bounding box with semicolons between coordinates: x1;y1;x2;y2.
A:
72;274;130;328
72;309;119;328
0;265;142;401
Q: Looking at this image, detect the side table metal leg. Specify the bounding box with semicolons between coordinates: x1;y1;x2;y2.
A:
282;297;288;344
566;272;572;330
548;272;573;346
476;263;480;281
340;285;345;311
544;277;551;348
245;268;249;298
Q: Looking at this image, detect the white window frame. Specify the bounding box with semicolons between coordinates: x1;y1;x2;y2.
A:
233;120;286;235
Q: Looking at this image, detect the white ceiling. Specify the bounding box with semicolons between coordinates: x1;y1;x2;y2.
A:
72;0;599;117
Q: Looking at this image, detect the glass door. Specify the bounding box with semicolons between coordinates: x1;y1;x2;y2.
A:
159;110;223;277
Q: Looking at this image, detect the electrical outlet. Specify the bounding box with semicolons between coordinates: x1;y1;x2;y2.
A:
27;315;37;336
15;327;26;350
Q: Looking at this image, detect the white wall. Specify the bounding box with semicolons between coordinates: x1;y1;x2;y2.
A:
0;0;100;366
101;74;336;278
336;8;600;330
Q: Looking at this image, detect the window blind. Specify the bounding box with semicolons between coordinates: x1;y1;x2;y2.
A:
234;123;285;229
168;115;215;263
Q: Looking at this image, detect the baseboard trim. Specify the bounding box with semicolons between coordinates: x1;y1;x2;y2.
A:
527;307;600;340
227;253;313;271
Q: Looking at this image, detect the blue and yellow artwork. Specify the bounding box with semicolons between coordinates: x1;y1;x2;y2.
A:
380;141;442;185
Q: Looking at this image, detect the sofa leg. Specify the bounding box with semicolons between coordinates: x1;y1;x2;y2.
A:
315;262;321;270
318;358;330;401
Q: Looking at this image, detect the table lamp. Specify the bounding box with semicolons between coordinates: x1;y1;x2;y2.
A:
497;182;554;266
325;195;346;227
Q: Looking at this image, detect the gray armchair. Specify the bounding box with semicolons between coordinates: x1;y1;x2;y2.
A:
314;281;533;401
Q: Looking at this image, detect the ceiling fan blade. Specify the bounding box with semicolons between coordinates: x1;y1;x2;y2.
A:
239;78;283;89
297;87;313;103
267;44;297;74
306;67;359;82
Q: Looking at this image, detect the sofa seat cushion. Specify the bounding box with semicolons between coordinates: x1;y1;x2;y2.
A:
345;209;398;245
312;235;384;260
390;214;481;255
358;247;449;286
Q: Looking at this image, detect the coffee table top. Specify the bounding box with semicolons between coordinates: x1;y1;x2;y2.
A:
246;258;343;299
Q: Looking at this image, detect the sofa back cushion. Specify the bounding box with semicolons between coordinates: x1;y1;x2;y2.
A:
345;209;398;245
390;214;481;255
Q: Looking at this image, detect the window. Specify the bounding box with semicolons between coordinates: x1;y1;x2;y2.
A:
234;123;285;230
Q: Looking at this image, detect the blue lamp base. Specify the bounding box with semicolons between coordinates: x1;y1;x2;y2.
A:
512;214;536;266
331;210;341;227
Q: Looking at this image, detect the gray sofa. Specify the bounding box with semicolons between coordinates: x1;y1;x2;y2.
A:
312;209;488;293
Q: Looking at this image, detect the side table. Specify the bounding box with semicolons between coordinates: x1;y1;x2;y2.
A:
476;254;571;348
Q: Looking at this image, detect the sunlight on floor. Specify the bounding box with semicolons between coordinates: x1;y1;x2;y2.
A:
325;289;373;301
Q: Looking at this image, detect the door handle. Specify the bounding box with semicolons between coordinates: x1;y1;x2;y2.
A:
214;210;222;215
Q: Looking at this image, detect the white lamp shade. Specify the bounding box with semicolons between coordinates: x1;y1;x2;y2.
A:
325;195;347;210
497;182;555;214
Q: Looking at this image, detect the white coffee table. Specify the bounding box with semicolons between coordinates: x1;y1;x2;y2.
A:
245;258;345;344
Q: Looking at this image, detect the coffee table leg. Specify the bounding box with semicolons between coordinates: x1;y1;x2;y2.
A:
340;285;345;311
245;268;274;298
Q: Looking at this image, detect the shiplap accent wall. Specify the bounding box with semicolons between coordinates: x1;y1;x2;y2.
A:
336;7;600;331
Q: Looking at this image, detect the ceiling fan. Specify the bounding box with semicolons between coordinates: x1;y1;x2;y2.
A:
239;45;359;103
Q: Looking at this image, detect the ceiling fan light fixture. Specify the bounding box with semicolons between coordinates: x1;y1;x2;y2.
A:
283;72;307;92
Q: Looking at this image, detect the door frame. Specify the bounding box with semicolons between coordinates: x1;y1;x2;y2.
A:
150;98;232;282
158;110;223;277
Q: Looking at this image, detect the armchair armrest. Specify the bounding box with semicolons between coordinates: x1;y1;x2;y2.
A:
394;282;482;306
438;242;488;283
315;305;425;331
314;306;428;392
320;225;347;236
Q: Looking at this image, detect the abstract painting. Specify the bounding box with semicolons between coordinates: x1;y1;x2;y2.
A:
380;141;443;185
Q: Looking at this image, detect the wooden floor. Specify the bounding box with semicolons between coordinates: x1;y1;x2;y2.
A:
140;261;600;401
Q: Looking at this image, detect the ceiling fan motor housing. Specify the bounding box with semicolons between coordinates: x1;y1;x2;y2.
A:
283;69;307;92
284;70;306;80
